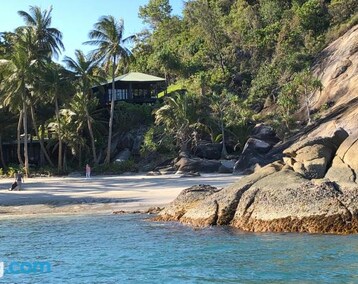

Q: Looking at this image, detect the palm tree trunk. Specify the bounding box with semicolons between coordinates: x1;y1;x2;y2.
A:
78;143;82;168
105;55;117;164
0;135;6;169
62;144;67;172
39;125;45;166
17;110;24;167
22;97;29;177
30;103;54;167
85;107;97;165
54;98;63;173
220;113;228;158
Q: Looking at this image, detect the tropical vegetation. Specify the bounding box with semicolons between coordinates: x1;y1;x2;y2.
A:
0;1;357;177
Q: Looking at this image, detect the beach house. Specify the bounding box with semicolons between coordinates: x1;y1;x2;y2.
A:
93;71;167;105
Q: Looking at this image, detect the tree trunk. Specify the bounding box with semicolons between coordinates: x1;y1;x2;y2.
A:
220;111;228;158
22;96;29;177
54;98;63;173
63;144;67;172
30;103;54;167
305;91;311;125
78;143;82;168
84;93;97;165
105;55;117;164
17;110;24;167
0;135;6;169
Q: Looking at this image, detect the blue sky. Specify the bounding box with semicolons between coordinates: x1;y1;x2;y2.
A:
0;0;184;61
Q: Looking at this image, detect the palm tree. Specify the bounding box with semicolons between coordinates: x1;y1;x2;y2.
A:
14;5;65;173
17;5;64;60
63;50;105;165
0;30;34;176
36;63;73;172
155;93;199;153
0;107;17;169
85;16;134;164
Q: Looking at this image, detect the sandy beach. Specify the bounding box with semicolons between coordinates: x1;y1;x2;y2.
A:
0;173;240;217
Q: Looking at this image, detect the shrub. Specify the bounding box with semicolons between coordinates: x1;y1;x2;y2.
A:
92;160;138;175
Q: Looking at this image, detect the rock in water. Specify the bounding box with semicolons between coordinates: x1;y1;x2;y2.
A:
232;170;358;234
157;129;358;234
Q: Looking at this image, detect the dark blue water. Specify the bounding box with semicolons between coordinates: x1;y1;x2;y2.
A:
0;214;357;283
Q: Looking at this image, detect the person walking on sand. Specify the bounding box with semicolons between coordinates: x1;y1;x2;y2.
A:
85;164;91;178
14;171;24;190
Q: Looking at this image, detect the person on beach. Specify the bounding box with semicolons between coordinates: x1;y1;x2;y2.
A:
85;164;91;178
14;171;24;190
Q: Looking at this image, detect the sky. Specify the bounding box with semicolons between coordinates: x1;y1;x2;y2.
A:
0;0;184;61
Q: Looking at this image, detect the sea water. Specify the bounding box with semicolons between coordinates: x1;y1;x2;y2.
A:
0;214;357;283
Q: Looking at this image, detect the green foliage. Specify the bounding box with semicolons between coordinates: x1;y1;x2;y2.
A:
140;127;158;155
92;160;138;175
114;101;153;133
277;81;299;117
139;0;172;28
296;0;330;35
157;83;185;98
6;165;19;178
329;0;358;25
248;63;280;107
140;125;175;156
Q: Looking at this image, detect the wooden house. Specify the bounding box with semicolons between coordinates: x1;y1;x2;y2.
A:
93;72;166;105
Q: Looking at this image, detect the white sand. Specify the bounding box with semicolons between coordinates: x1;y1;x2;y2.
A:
0;173;240;217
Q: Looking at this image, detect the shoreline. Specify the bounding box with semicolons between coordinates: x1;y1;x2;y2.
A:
0;173;240;218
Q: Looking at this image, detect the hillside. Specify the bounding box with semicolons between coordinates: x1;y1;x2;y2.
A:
157;25;358;234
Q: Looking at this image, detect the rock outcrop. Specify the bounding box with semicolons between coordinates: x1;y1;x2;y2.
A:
234;124;281;173
157;130;358;233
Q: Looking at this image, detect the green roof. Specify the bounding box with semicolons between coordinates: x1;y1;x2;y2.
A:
112;72;165;83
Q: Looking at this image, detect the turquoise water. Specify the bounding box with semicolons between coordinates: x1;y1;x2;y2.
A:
0;214;357;283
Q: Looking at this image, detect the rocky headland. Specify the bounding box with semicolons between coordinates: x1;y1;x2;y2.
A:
155;25;358;234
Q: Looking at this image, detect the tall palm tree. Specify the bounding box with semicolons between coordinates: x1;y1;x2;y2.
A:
0;107;17;169
63;50;105;165
36;63;73;172
17;5;64;60
14;5;64;173
85;16;134;164
0;29;34;176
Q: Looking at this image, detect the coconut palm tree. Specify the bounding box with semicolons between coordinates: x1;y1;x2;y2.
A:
85;16;134;164
35;63;74;171
155;92;199;153
63;50;105;165
0;107;17;169
13;5;64;173
0;29;34;176
17;5;64;60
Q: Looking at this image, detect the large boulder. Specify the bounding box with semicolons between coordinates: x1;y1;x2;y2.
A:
118;126;147;155
232;171;358;233
234;138;273;173
195;142;222;160
156;185;221;222
283;128;348;179
251;123;280;145
234;124;281;174
157;161;284;226
175;157;222;173
325;133;358;184
115;148;131;163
